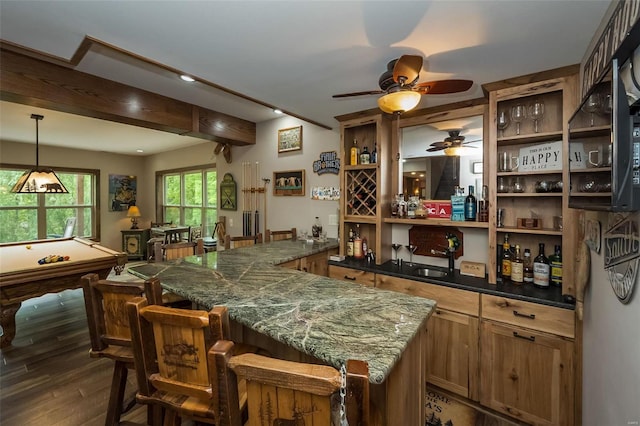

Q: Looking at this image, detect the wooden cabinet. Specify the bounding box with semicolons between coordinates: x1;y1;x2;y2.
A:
480;294;574;425
335;112;392;264
375;274;480;400
121;229;149;260
485;69;580;292
328;265;375;287
279;248;338;277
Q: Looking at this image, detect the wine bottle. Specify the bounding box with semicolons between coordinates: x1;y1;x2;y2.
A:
549;245;562;287
523;248;534;284
501;235;512;283
312;216;322;238
350;138;359;165
360;146;370;164
464;185;477;221
533;243;550;288
371;142;378;163
478;185;489;222
511;244;524;284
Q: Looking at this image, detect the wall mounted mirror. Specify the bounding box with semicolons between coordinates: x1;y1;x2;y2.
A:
400;114;484;199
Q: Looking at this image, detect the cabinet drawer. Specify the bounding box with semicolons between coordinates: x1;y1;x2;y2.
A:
328;265;375;287
481;294;574;338
375;275;479;316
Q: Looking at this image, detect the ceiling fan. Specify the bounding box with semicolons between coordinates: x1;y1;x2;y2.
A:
427;129;479;154
332;55;473;114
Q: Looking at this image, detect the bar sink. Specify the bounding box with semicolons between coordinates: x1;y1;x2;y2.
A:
414;268;448;278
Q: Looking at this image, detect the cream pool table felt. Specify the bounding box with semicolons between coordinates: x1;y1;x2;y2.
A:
0;237;126;347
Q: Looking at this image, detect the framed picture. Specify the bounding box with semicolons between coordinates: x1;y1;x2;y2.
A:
472;161;483;174
109;174;137;211
273;170;305;196
278;125;302;153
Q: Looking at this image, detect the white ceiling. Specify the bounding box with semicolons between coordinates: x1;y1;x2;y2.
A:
0;0;610;156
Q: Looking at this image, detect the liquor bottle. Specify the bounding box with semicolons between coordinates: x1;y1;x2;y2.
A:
549;245;563;287
360;146;371;164
362;237;368;255
511;244;524;284
533;243;550;288
371;142;378;164
312;216;322;238
478;185;489;222
464;185;477;221
346;228;354;258
350;138;360;165
523;248;534;284
501;235;512;283
353;225;364;259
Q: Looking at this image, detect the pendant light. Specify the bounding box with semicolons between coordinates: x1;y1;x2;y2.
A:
11;114;69;194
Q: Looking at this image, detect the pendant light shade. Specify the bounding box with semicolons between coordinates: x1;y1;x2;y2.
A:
11;114;69;194
377;90;421;114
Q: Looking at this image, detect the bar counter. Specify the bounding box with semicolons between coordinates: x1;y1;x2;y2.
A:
129;238;436;425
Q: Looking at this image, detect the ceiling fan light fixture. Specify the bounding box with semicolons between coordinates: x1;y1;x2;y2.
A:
377;90;421;114
11;114;69;194
444;146;470;157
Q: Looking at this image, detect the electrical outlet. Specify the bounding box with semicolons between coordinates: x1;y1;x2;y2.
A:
229;218;233;227
328;214;338;226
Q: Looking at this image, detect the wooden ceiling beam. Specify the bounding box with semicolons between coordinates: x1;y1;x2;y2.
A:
0;47;256;146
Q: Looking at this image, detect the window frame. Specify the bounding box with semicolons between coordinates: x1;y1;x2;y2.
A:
0;163;101;242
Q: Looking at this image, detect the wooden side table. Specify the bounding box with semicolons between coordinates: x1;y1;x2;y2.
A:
121;229;150;260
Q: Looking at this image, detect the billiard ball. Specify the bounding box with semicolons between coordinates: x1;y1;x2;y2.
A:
26;245;31;249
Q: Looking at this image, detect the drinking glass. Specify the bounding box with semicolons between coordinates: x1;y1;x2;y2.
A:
405;244;418;266
529;100;544;133
511;104;527;135
391;243;402;265
582;93;601;126
497;110;509;137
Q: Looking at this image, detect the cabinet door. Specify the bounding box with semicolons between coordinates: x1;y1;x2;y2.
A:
427;308;479;401
480;320;574;425
328;265;375;287
278;259;300;270
300;251;331;276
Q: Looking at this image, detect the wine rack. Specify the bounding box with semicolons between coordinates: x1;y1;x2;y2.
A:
345;167;377;216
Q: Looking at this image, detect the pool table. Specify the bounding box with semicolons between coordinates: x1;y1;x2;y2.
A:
0;237;126;347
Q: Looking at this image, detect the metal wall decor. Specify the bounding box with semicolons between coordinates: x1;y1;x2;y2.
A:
313;151;340;175
603;212;639;304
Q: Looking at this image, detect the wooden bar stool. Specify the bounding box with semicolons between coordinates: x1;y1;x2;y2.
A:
213;339;370;426
127;301;247;425
81;273;164;426
224;233;262;250
265;227;296;242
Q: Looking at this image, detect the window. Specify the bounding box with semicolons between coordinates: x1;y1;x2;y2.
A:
159;166;217;237
0;165;99;243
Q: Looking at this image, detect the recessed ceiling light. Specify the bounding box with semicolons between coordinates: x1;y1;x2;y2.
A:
273;109;283;114
180;75;195;82
136;149;144;153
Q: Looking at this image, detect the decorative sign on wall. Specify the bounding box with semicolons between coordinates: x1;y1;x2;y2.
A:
517;141;587;172
109;174;137;211
220;173;237;211
277;126;302;153
603;212;639;304
312;151;340;175
310;187;340;200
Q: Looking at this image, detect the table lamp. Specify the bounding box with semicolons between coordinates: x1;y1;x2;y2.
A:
127;206;141;229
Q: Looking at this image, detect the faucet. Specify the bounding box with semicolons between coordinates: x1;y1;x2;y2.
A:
430;233;459;273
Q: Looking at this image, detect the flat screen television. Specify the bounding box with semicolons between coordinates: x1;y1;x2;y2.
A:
568;56;640;211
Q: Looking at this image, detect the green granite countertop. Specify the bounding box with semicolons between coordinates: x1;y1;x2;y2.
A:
129;239;436;384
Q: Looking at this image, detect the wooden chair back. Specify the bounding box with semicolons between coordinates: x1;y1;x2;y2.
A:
81;273;164;425
151;221;172;228
190;225;203;242
163;227;184;244
224;233;262;250
265;227;296;242
127;300;232;425
153;239;204;262
213;340;370;426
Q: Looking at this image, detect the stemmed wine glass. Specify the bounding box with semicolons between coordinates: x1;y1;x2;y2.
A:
529;100;544;133
405;244;418;266
582;93;601;127
511;104;527;135
497;110;509;137
391;243;402;265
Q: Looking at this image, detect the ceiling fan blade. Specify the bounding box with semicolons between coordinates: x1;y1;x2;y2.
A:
415;79;473;95
332;90;384;98
393;55;423;85
429;141;448;148
427;146;446;152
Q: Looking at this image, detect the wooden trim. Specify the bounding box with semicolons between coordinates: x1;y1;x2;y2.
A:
481;64;580;95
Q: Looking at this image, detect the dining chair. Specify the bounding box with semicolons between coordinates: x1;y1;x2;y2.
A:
223;233;262;250
81;273;164;426
189;224;202;242
264;227;296;242
127;300;246;425
213;339;370;426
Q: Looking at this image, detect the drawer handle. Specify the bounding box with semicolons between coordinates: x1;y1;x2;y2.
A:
513;331;535;342
344;275;356;281
513;310;535;319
